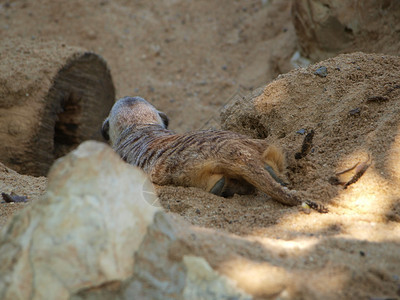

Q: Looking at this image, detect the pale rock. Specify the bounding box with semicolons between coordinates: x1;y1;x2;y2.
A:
290;51;311;69
183;255;252;300
0;141;250;300
0;141;160;300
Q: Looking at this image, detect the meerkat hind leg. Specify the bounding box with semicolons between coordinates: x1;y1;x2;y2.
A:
207;174;226;196
222;178;255;197
207;174;255;197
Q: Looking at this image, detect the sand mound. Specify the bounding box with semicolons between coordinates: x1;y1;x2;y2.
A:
153;53;400;298
222;52;400;218
292;0;400;62
156;53;400;237
0;39;115;176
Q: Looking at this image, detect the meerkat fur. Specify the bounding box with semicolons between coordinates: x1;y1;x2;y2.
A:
263;145;286;173
102;96;327;212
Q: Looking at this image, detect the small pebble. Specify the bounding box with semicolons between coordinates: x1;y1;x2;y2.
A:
349;107;361;116
314;66;328;77
296;128;306;135
198;80;207;86
367;95;388;103
1;192;28;203
301;202;311;214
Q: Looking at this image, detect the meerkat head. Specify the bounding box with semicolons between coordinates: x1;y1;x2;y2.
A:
101;96;169;143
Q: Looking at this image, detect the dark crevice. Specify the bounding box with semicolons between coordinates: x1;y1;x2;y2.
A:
53;92;82;158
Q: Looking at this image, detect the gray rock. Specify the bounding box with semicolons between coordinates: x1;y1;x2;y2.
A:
296;128;306;135
0;141;161;300
0;141;250;300
314;66;328;77
183;255;252;300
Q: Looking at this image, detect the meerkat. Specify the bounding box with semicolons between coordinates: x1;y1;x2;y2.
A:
102;96;327;213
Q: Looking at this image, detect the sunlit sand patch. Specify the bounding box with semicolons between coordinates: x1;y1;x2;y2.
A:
258;236;319;252
219;256;290;297
219;242;350;299
342;220;400;242
328;149;395;218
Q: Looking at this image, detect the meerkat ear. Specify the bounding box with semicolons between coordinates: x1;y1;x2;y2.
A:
101;118;110;141
158;111;169;129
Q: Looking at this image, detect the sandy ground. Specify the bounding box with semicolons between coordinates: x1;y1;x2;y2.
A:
0;0;296;132
0;0;297;229
1;1;400;299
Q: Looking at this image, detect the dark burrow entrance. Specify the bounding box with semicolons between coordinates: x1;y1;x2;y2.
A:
53;92;82;159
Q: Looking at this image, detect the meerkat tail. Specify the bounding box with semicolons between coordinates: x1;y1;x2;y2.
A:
262;145;286;173
262;145;288;186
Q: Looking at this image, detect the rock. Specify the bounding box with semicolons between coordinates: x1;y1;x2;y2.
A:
349;107;361;116
290;50;311;68
183;256;252;300
1;192;29;203
314;66;328;77
292;0;400;61
0;141;250;300
296;128;306;135
0;39;115;176
0;141;160;300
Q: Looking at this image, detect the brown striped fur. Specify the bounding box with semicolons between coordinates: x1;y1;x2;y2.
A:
102;97;327;212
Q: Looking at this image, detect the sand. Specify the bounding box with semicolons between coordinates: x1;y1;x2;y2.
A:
1;1;400;299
